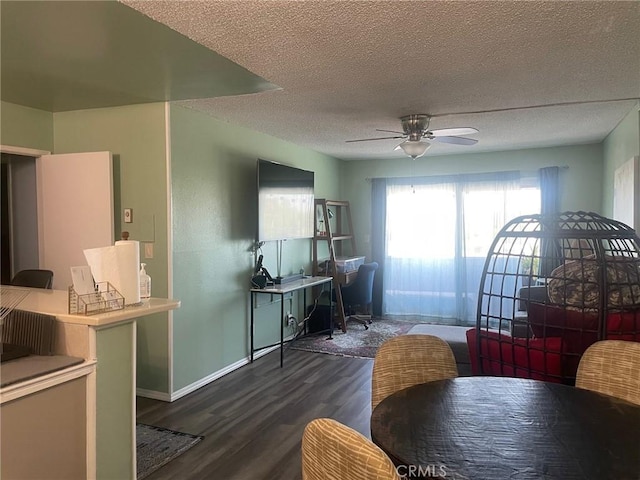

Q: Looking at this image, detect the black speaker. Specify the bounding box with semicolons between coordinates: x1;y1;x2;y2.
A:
307;304;332;334
251;274;267;289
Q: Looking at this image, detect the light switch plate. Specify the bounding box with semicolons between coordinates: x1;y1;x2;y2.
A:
144;242;154;259
124;208;133;223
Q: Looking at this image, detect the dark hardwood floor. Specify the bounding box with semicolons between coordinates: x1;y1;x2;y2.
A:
136;349;374;480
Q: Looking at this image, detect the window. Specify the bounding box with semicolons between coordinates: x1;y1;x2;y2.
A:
383;172;540;325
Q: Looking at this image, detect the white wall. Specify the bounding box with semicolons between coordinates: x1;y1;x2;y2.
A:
603;103;640;219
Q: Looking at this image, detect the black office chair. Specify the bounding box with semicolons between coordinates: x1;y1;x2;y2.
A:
10;269;54;289
339;262;378;330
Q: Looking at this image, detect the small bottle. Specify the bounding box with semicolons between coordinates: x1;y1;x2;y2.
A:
139;263;151;300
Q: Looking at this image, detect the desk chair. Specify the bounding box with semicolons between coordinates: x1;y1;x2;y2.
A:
10;269;54;289
372;334;459;410
339;262;378;330
576;340;640;406
302;418;400;480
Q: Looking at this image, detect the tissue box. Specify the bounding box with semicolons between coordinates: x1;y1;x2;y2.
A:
334;256;365;273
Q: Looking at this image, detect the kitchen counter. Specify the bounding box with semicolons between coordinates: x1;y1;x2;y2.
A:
3;285;180;326
0;286;181;480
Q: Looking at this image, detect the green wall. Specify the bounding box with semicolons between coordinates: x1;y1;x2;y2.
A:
0;99;344;397
52;103;171;393
169;104;342;391
602;103;640;218
3;98;620;400
0;101;53;151
341;143;604;261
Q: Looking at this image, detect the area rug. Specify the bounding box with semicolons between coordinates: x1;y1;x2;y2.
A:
290;318;418;358
136;423;203;479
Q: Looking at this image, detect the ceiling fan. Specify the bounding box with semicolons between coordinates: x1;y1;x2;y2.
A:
346;114;479;159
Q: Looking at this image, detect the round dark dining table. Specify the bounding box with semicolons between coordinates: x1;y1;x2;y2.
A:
370;376;640;479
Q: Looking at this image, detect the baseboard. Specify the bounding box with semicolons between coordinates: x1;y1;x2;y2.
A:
136;387;172;402
136;344;281;402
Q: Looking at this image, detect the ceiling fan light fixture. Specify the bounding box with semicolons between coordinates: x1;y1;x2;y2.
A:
398;140;431;159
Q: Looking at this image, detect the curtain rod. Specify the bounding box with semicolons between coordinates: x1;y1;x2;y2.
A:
365;165;569;182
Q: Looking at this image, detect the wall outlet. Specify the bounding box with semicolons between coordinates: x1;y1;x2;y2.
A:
285;312;296;327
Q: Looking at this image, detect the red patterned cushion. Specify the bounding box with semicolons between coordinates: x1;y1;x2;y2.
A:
504;304;640;381
466;329;563;383
606;310;640;341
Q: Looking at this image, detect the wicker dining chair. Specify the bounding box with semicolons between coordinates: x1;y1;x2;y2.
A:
372;334;459;410
575;340;640;406
301;418;400;480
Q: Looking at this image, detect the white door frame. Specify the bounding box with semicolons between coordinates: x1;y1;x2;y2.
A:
1;145;51;278
0;145;51;157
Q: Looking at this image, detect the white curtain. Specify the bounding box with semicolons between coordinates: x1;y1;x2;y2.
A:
383;173;540;325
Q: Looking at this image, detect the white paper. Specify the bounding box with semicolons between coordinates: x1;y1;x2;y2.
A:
84;240;141;305
70;265;95;295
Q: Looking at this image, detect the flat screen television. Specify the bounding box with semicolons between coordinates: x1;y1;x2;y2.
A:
257;159;315;242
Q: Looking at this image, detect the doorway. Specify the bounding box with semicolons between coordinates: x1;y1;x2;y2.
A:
1;162;10;283
0;152;40;284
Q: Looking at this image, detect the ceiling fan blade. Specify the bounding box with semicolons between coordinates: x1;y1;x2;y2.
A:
429;127;479;137
431;136;478;146
376;129;405;135
346;135;406;143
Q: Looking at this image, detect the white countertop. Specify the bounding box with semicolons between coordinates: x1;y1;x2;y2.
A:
2;286;180;326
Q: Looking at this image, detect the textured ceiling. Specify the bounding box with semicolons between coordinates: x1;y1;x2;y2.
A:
3;1;637;161
122;0;640;160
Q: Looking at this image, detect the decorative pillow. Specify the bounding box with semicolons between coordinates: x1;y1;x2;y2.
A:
527;302;599;339
547;254;640;309
606;310;640;341
466;328;564;383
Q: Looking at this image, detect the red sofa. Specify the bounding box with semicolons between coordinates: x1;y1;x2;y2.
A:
468;304;640;384
466;328;564;383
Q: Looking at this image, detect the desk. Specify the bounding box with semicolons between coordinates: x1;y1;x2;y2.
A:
250;276;332;367
371;377;640;479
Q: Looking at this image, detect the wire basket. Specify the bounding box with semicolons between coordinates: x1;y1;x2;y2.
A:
68;282;124;315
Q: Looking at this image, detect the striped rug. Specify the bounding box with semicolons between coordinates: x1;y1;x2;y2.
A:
137;423;203;479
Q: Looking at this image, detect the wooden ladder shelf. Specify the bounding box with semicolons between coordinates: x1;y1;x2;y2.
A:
312;199;358;333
